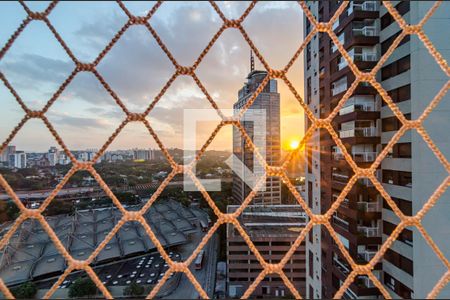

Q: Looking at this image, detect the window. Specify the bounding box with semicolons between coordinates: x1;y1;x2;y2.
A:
382;143;411;158
383;197;413;215
384;248;414;275
380;2;410;30
383;84;411;105
382;33;410;55
382;116;399;132
383;221;413;246
309;250;314;279
381;55;410;81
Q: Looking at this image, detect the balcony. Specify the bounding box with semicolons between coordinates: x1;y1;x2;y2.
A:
357;201;381;212
333;151;377;162
357;248;378;263
332;172;349;184
353;52;377;62
338;52;378;71
358;178;374;187
332;34;345;53
332;194;349;207
333;214;349;230
333;255;350;276
348;1;379;15
339;97;376;115
353;25;378;37
357;225;380;237
332;83;347;96
339;127;378;138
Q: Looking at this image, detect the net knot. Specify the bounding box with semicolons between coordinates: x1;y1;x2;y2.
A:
225;19;240;28
127;113;144;122
129;16;148;25
177;66;193;75
76;63;94;72
269;69;284;78
28;110;42;118
28;12;45;20
317;22;330;32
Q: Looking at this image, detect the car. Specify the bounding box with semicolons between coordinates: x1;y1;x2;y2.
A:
140;274;145;278
146;279;153;284
126;280;131;284
164;263;168;267
136;280;142;284
137;265;141;268
106;275;112;279
113;281;118;285
132;271;137;274
117;275;123;279
154;264;160;268
130;274;135;278
150;273;156;277
145;265;150;268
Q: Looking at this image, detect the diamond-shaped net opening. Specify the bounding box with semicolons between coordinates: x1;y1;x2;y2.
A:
0;1;449;299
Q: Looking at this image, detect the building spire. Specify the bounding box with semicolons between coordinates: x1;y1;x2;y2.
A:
250;49;255;72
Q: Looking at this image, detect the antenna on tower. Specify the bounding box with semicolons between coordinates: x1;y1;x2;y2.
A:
250;49;255;72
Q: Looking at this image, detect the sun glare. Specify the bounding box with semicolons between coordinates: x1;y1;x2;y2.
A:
289;139;300;150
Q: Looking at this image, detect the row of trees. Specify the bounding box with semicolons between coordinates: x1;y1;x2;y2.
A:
10;278;148;298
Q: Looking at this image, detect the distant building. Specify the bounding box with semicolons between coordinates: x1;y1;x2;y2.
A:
133;149;154;161
232;54;282;205
9;151;27;169
226;205;307;298
47;146;59;166
0;145;16;164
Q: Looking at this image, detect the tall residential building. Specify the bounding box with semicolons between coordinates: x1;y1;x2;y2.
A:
133;149;154;161
0;145;16;163
9;151;27;169
47;146;59;166
226;205;307;298
232;60;281;205
304;1;450;299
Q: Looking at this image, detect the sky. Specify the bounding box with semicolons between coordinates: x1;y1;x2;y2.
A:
0;1;305;152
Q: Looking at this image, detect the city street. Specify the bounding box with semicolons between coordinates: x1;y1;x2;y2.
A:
163;231;218;299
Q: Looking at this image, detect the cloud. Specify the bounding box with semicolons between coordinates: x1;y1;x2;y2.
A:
1;1;305;150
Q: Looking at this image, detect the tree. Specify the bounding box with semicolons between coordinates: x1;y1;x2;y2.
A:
123;282;145;296
68;278;97;298
11;282;37;299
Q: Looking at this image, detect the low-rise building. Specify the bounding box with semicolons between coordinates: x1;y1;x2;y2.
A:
226;205;307;298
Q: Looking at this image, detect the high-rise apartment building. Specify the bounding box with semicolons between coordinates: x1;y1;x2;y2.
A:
232;62;282;205
226;205;307;298
9;151;27;169
304;1;449;299
0;145;16;164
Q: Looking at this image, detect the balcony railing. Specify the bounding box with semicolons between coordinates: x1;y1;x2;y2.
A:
333;214;349;230
358;178;374;187
357;201;381;212
357;225;380;237
339;102;376;115
338;52;377;71
353;25;378;37
333;151;377;162
348;1;379;15
358;248;378;262
353;52;378;62
332;83;347;96
339;127;378;138
333;256;350;275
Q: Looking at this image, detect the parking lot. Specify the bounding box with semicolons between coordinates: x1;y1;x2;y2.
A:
37;251;181;290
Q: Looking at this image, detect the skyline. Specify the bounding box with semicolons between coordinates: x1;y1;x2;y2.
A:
0;1;305;152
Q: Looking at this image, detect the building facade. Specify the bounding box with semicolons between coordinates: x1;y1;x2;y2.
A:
232;68;282;205
304;1;449;299
226;205;307;298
